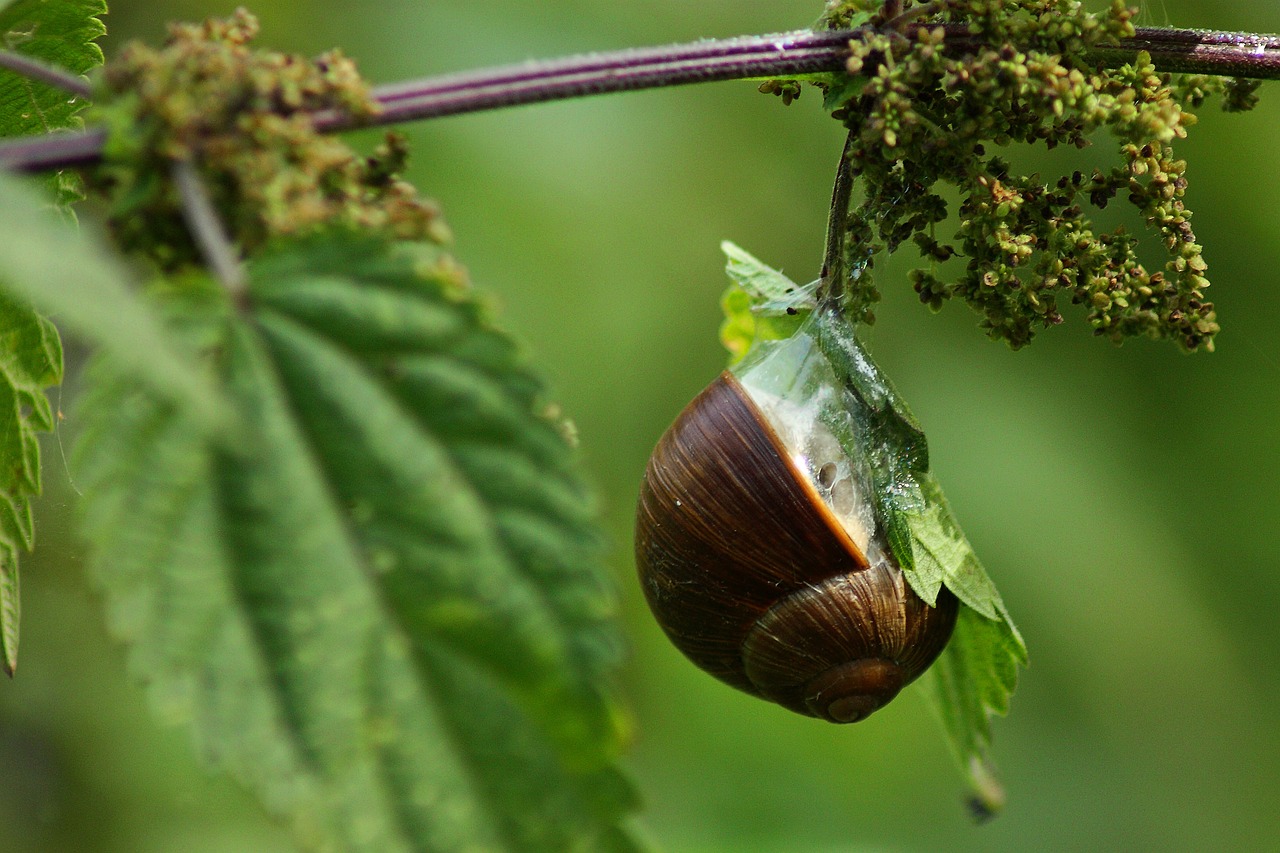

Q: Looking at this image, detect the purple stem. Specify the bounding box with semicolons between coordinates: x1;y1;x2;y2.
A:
0;127;107;171
1;25;1278;172
322;29;853;129
0;50;92;98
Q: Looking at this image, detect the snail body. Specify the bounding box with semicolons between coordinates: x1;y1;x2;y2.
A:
635;323;958;723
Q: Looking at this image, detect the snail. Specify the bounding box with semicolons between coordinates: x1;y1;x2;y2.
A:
634;307;958;724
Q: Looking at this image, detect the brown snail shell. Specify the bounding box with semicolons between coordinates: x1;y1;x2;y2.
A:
635;370;958;723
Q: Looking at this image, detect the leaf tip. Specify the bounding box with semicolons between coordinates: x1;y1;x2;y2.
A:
964;755;1006;822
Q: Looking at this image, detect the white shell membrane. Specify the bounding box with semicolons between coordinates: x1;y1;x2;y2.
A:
732;327;882;565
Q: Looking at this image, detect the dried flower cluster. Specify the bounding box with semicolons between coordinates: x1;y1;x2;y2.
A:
800;0;1258;350
90;9;449;270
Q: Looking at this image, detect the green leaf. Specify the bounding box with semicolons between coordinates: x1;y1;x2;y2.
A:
0;291;60;675
719;241;1025;811
74;234;638;851
907;475;1018;624
721;240;812;307
0;0;104;137
821;76;865;113
718;240;814;364
0;0;103;671
906;474;1026;814
916;605;1027;818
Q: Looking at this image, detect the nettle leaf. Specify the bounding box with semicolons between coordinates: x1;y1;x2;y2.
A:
0;0;104;210
74;235;638;852
719;240;815;364
721;240;810;307
0;291;59;675
917;606;1025;818
908;475;1027;815
908;475;1017;623
0;0;105;138
0;0;103;671
718;242;1025;810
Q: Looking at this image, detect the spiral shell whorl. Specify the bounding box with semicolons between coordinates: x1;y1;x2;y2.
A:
743;567;957;722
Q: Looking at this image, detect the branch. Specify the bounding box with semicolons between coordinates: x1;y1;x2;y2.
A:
322;25;1280;131
0;126;105;171
1100;27;1280;77
2;25;1278;172
0;49;92;98
328;29;855;130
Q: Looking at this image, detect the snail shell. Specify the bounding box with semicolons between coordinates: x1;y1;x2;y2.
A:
635;370;958;723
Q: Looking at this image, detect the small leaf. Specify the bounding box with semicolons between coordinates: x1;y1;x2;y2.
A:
908;474;1020;627
719;241;813;364
721;240;817;320
821;76;865;112
718;241;1025;810
718;283;758;364
75;234;637;851
0;291;60;674
0;0;104;137
916;604;1027;817
721;240;813;307
0;0;103;671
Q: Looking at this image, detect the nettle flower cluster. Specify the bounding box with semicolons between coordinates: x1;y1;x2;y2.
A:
806;0;1259;350
89;10;449;271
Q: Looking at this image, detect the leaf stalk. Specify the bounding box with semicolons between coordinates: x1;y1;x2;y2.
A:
819;133;857;305
171;160;249;306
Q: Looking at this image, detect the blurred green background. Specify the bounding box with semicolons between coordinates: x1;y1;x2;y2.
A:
4;1;1280;850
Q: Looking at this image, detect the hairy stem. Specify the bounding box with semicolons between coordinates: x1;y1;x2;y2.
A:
332;29;855;131
1;25;1278;172
0;49;92;98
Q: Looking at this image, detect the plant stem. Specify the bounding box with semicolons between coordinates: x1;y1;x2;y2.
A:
171;160;248;305
325;25;1280;131
328;29;856;131
0;49;92;98
819;133;857;305
1;24;1278;173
